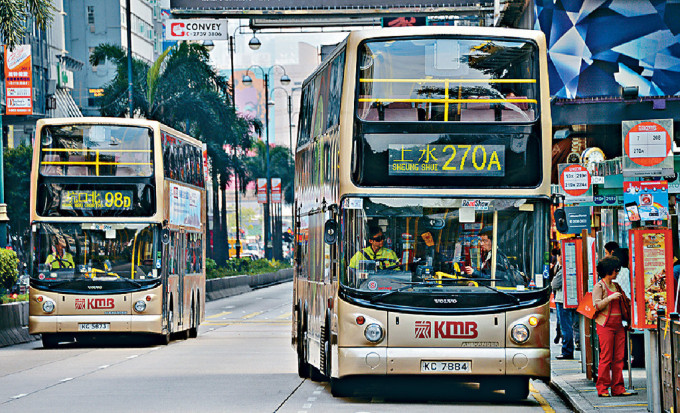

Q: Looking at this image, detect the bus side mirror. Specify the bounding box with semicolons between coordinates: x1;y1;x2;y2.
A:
554;208;568;233
161;228;170;245
324;219;337;245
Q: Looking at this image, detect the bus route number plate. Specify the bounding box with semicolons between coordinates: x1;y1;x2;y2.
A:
421;360;471;373
78;323;110;331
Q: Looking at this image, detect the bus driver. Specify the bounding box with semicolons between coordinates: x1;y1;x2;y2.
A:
45;237;74;269
349;226;400;270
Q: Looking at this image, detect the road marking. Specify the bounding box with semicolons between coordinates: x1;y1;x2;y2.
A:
98;365;109;369
277;312;292;319
11;394;27;399
530;382;556;413
302;403;312;408
203;320;289;326
243;311;263;319
207;311;232;319
313;390;321;395
593;403;647;408
307;397;317;401
60;378;73;383
127;355;138;359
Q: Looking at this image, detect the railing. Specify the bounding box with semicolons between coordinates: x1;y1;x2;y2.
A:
358;77;537;122
41;148;152;176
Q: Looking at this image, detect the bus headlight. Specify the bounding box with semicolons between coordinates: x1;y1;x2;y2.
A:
42;300;55;313
511;324;530;344
364;323;384;343
134;300;147;313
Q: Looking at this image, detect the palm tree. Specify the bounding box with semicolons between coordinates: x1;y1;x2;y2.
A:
90;43;256;265
0;0;52;49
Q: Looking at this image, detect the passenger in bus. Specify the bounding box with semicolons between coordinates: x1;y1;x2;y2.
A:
463;229;523;285
45;237;74;270
349;226;399;270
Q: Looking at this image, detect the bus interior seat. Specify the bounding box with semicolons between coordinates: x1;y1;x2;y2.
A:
365;102;419;121
41;154;63;175
460;101;496;122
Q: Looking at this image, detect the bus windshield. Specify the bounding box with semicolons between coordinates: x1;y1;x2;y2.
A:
341;197;547;296
31;223;159;284
39;124;153;177
357;37;537;123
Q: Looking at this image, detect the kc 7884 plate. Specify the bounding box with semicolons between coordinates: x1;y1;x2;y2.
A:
421;360;471;373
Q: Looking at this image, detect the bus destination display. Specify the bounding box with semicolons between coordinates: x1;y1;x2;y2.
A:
388;144;505;176
61;190;133;210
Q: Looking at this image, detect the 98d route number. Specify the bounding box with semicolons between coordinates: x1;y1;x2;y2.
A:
421;360;471;373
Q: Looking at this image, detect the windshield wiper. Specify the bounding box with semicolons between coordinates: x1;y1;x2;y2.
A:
115;278;142;288
369;280;438;303
471;281;521;303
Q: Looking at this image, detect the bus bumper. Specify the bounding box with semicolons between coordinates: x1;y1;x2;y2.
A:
337;347;550;379
29;314;163;335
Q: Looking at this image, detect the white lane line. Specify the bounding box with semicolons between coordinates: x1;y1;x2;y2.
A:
307;397;317;401
11;394;27;399
127;355;138;359
302;404;312;409
98;365;110;369
313;390;321;395
59;377;73;383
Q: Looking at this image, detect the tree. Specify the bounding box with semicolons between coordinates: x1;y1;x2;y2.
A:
90;43;256;265
0;0;52;49
4;145;31;259
242;140;295;205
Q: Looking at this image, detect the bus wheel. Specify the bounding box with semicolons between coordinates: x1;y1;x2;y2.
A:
42;333;59;349
296;310;310;378
504;377;530;400
330;377;351;397
321;322;331;378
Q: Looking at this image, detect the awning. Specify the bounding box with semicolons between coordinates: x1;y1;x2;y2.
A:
54;89;83;118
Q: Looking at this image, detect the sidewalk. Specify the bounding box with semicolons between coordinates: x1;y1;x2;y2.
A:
549;311;648;412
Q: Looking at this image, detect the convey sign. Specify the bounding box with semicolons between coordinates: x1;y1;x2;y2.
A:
165;19;228;40
560;164;591;197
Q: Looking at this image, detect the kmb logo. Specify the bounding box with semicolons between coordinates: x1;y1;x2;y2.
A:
75;298;114;310
414;321;478;339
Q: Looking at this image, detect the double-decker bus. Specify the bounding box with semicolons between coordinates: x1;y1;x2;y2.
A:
29;118;207;348
292;26;551;398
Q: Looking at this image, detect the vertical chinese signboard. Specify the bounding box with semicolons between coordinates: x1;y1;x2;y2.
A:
561;238;583;309
629;228;674;329
256;178;266;204
4;45;33;115
271;178;282;203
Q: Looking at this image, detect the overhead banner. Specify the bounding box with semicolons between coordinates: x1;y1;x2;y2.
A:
257;178;267;204
164;19;228;40
171;0;479;14
271;178;282;203
4;45;33;115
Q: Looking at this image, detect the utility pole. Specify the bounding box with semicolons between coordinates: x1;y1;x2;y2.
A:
125;0;134;117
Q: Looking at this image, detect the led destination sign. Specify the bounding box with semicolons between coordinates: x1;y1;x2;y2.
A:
388;144;505;176
61;190;133;211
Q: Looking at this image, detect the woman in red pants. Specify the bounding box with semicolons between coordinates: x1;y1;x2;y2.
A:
593;256;633;397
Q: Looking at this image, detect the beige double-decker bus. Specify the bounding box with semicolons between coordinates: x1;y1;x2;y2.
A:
293;26;552;398
29;118;206;348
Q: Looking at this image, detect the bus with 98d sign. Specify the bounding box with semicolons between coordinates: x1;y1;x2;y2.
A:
29;118;206;347
293;26;552;399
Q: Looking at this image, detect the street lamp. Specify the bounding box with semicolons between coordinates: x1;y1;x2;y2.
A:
242;64;290;260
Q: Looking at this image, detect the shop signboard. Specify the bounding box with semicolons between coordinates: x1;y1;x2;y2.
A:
563;206;591;235
165;19;228;40
622;119;673;177
623;180;669;222
558;164;593;203
629;228;674;329
4;45;33;115
256;178;267;204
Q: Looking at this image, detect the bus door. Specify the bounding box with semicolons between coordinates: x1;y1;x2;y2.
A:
178;228;186;326
161;228;170;329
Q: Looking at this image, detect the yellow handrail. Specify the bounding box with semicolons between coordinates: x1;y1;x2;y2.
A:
360;78;536;84
358;97;537;104
434;270;478;287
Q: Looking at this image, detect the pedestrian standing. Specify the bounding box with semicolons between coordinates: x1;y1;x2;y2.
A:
551;256;573;359
550;248;562;344
593;256;633;397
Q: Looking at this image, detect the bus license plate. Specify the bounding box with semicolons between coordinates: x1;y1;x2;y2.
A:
78;323;110;331
421;361;471;373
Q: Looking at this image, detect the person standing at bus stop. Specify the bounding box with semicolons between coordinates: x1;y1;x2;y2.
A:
593;256;633;397
349;226;399;270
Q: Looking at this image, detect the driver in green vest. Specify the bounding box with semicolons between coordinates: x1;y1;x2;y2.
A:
45;237;74;270
349;225;400;270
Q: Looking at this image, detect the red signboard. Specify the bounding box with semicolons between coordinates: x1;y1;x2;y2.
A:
560;164;591;197
624;121;671;167
4;45;33;115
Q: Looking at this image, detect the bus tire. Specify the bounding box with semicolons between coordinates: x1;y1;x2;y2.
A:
42;333;59;349
321;320;331;378
296;308;310;378
330;377;351;397
504;377;530;400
